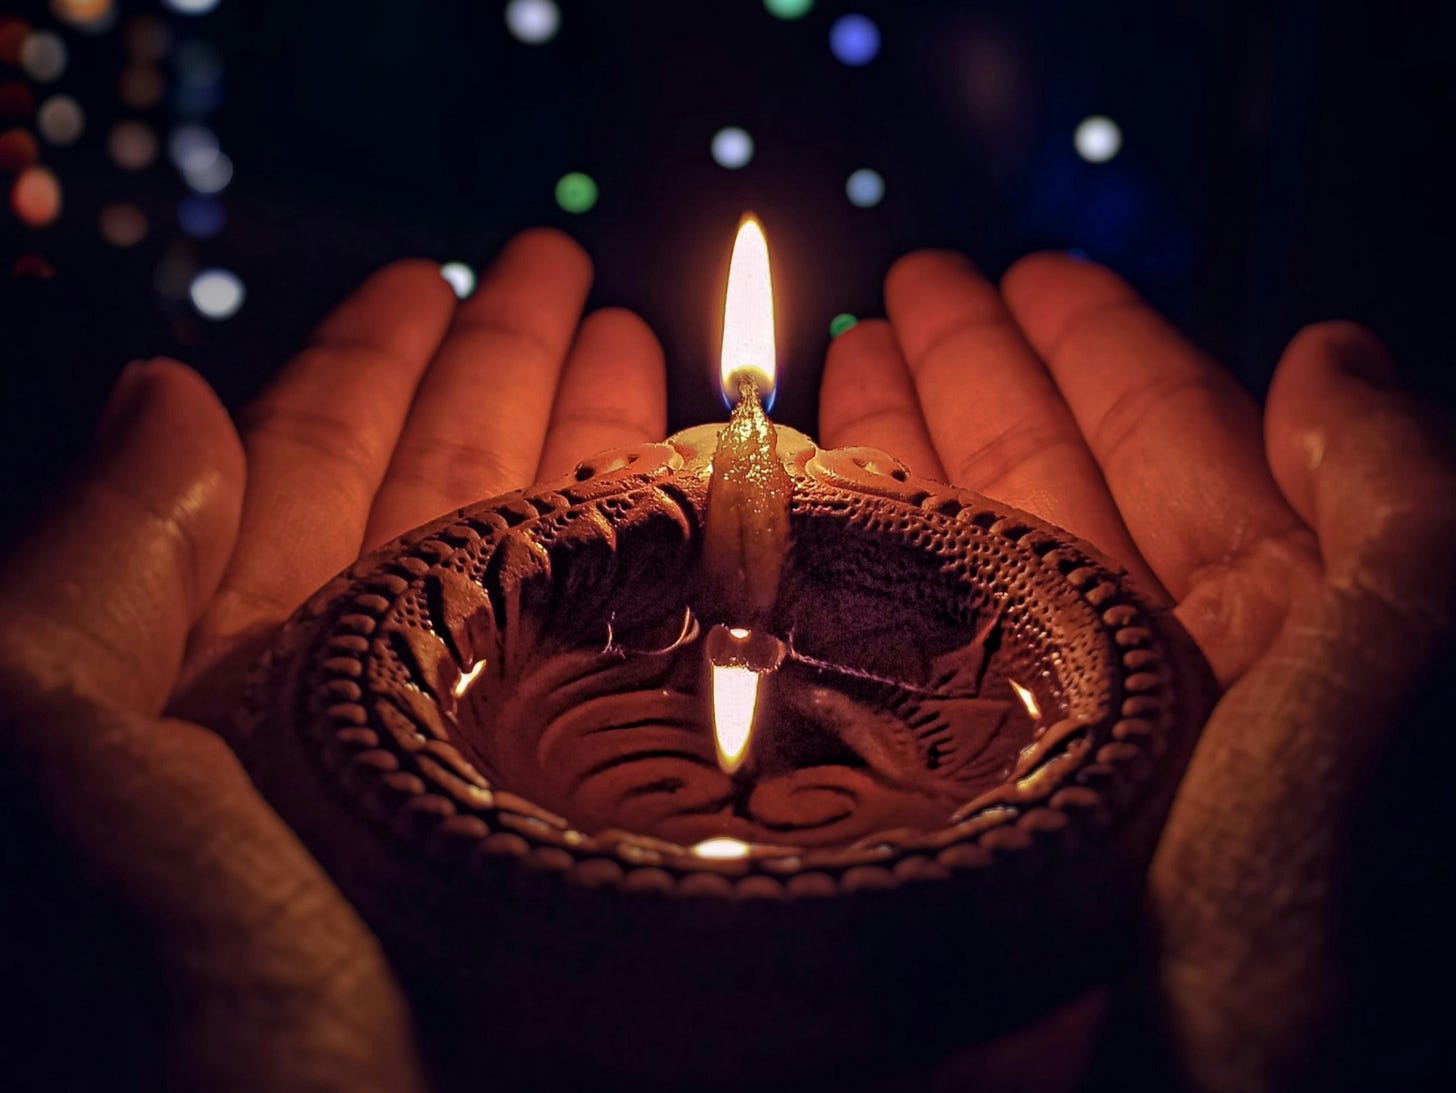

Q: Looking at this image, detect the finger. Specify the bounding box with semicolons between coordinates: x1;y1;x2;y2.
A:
817;319;945;480
885;251;1155;586
0;360;244;716
535;308;667;482
1266;320;1456;609
200;260;457;640
365;228;593;548
1002;253;1321;684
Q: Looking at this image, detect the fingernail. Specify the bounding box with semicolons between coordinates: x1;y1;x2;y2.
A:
94;360;152;441
1332;329;1399;391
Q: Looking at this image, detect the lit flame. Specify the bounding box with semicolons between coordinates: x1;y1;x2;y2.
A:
691;836;752;861
711;663;761;774
1009;679;1042;720
452;659;487;699
719;214;776;405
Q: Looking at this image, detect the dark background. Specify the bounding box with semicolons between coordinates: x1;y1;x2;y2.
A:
1;0;1452;1088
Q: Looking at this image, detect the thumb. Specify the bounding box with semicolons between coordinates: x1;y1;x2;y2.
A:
0;358;245;716
1265;320;1456;618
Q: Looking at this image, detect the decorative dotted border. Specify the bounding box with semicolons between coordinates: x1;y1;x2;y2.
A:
243;441;1183;901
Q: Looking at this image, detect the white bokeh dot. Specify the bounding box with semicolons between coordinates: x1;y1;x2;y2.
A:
710;127;754;170
189;268;246;319
1074;115;1122;163
163;0;225;14
20;32;68;82
184;151;233;193
169;124;220;172
440;261;476;299
37;96;85;145
845;168;884;207
505;0;561;45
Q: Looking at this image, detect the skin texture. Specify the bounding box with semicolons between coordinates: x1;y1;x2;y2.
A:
822;252;1456;1091
0;230;666;1092
0;232;1451;1090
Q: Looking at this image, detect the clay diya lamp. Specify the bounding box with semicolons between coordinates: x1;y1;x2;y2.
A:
240;218;1213;1089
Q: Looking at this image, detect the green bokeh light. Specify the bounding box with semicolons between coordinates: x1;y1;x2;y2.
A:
554;172;598;214
829;313;859;338
764;0;814;20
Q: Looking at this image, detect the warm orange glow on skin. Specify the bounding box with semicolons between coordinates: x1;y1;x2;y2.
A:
711;663;761;774
719;214;776;403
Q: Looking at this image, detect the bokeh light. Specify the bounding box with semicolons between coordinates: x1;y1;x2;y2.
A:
0;19;30;66
505;1;561;45
163;0;224;15
845;167;884;207
11;165;62;227
178;193;226;237
555;171;597;213
710;126;754;170
109;120;159;170
12;253;55;278
1074;115;1122;163
124;14;172;61
169;123;219;172
120;64;165;109
183;151;232;193
51;0;115;33
0;128;38;171
439;261;476;299
19;31;67;82
829;313;858;338
37;95;84;145
189;268;245;319
829;14;879;66
763;0;814;19
99;202;148;247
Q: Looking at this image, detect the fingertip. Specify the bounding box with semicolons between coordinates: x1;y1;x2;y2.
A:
1265;321;1402;528
822;318;894;389
826;315;893;354
1000;251;1136;338
381;257;463;308
124;356;246;579
580;305;664;360
113;357;246;483
1278;320;1398;392
884;248;976;301
1000;250;1079;302
576;306;667;424
501;226;594;285
1;355;246;713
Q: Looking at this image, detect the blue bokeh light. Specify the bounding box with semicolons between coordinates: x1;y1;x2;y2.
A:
178;193;226;238
829;15;880;67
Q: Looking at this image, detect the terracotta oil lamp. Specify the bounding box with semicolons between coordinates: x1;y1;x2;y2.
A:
241;217;1213;1089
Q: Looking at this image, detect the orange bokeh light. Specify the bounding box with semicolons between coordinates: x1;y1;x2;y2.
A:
12;164;61;226
0;128;38;172
0;18;31;65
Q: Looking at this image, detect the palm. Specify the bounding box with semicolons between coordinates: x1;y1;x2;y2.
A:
0;230;671;1092
817;250;1455;1090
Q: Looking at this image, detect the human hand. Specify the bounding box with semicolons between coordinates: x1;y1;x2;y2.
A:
0;229;667;1091
817;251;1456;1091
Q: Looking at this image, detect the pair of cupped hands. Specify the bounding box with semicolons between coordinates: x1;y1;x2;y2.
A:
1;229;1452;1092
